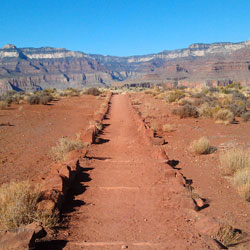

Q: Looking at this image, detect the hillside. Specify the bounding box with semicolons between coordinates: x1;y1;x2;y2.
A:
0;38;250;92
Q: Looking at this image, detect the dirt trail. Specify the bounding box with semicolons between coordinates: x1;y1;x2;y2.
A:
59;94;212;250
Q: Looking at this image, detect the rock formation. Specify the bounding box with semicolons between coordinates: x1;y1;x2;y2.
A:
0;38;250;92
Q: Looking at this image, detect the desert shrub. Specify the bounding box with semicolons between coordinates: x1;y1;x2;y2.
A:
0;181;59;230
27;95;40;105
162;124;176;132
227;104;247;117
208;87;219;93
215;224;241;247
213;109;234;124
42;88;57;95
165;90;185;103
241;111;250;122
237;184;250;201
246;99;250;108
50;137;86;162
219;148;250;175
172;104;199;118
0;100;8;110
61;88;80;97
39;94;53;105
199;103;220;118
192;96;213;107
191;92;205;99
234;168;250;187
85;87;101;96
232;91;247;102
190;137;213;154
178;97;193;106
225;82;242;90
132;100;141;105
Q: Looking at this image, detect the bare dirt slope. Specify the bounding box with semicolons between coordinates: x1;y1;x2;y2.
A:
53;94;217;250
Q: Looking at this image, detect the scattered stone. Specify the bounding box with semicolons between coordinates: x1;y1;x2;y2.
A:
0;222;46;250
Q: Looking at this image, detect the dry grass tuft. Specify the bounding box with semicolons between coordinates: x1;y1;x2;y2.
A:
0;100;8;110
234;168;250;201
50;137;86;162
219;148;250;175
237;184;250;201
190;137;213;154
215;224;241;248
214;109;234;124
162;124;176;132
0;181;59;230
220;148;250;201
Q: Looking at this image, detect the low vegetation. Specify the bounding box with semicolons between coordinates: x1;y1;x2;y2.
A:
85;87;101;96
0;100;8;110
190;137;214;154
0;87;106;109
241;111;250;122
220;148;250;201
213;109;234;124
215;224;241;248
50;136;87;162
142;82;250;125
0;181;59;231
172;104;199;118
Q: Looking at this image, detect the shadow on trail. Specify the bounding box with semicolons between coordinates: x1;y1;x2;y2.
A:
62;165;93;214
35;165;93;249
102;123;110;129
167;159;181;170
94;138;110;144
35;240;67;250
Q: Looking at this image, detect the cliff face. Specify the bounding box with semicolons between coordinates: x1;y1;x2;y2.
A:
0;39;250;92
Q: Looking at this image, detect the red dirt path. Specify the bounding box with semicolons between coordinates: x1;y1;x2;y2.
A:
49;94;222;250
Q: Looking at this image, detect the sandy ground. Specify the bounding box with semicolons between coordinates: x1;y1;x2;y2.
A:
0;95;103;185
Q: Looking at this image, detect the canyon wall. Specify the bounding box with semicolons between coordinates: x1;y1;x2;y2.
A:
0;39;250;92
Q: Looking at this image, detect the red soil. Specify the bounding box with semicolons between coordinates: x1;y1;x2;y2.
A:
0;95;103;185
130;92;250;246
43;94;239;249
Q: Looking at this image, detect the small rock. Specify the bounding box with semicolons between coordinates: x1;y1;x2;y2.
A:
121;245;128;249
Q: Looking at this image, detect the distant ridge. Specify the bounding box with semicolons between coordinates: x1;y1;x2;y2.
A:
0;37;250;92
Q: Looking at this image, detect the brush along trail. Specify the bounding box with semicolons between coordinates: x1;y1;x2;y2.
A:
53;94;215;250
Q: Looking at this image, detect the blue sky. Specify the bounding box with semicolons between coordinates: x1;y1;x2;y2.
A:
0;0;249;56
